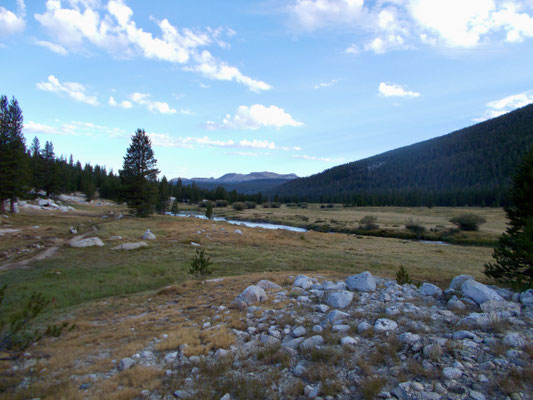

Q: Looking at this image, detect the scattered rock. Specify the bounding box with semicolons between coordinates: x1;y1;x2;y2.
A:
461;280;504;305
449;275;475;291
238;285;268;305
418;282;443;297
112;242;148;251
142;229;156;240
69;226;77;234
346;271;376;292
293;275;314;290
256;280;281;290
119;357;135;371
326;290;354;309
70;237;104;248
374;318;398;333
299;335;324;351
503;332;527;348
443;367;462;379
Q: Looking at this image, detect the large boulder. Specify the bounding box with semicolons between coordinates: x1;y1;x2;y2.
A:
142;229;156;240
239;285;268;305
449;275;475;291
480;300;521;316
326;290;354;309
346;271;376;292
293;275;314;289
299;335;324;351
461;280;503;305
256;279;281;290
70;237;104;248
112;242;148;251
520;289;533;306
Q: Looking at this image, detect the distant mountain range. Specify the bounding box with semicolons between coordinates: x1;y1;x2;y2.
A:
170;172;299;195
275;103;533;206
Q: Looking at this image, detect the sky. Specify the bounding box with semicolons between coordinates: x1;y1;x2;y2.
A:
1;0;533;180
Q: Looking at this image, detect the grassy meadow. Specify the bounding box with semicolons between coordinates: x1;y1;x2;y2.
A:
0;202;506;399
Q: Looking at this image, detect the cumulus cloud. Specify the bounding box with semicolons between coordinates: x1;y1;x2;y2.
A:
108;96;132;109
129;92;176;114
0;0;25;37
34;0;269;91
474;90;533;121
36;75;99;105
25;120;127;138
35;40;68;55
378;82;420;98
287;0;533;53
209;104;303;130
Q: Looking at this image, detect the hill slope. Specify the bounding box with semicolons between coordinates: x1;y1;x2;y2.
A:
275;104;533;206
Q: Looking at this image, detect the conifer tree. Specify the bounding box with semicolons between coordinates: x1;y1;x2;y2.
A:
29;137;44;192
484;146;533;289
157;176;170;215
42;141;59;197
120;129;159;217
0;96;27;213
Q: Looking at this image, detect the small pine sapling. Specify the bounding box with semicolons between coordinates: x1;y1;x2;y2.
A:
396;265;412;285
189;249;213;280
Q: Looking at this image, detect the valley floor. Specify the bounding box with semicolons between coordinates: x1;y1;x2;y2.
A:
0;202;530;399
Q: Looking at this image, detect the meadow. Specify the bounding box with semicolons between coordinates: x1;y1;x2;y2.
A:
0;202;506;399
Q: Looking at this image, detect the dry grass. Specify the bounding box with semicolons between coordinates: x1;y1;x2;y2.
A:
360;376;386;400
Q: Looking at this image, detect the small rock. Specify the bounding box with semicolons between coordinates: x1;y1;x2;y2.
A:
256;280;281;290
326;290;354;309
112;242;148;250
341;336;358;346
325;310;350;324
312;325;323;333
292;326;307;338
357;321;372;333
418;282;443;297
374;318;398;333
239;285;268;305
299;335;324;351
69;227;77;234
520;289;533;305
293;275;314;289
503;332;527;348
220;394;231;400
119;357;135;371
142;229;156;240
442;367;462;379
70;237;104;248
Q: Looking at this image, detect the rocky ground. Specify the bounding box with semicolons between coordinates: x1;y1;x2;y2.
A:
31;272;529;400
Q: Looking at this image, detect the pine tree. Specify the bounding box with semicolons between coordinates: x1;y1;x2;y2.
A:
0;96;27;213
157;176;170;215
29;137;45;192
484;146;533;289
120;129;159;217
42;141;59;197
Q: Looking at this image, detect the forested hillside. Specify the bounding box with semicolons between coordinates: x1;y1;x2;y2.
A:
275;104;533;206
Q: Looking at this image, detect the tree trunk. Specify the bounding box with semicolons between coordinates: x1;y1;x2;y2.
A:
10;197;16;213
0;199;5;214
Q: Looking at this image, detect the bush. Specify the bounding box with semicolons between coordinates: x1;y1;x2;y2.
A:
188;249;213;280
170;200;179;214
262;202;271;208
215;199;228;207
199;200;215;208
286;202;297;208
326;204;334;208
320;204;326;209
244;201;256;209
359;215;378;230
396;265;412;285
205;203;213;219
449;213;486;231
405;218;426;238
0;284;73;356
298;202;308;208
232;202;246;211
271;202;281;208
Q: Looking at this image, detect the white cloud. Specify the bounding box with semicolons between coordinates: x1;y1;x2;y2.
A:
108;96;132;109
0;0;25;36
378;82;420;98
288;0;533;53
314;79;338;89
25;120;127;138
225;151;259;157
36;75;99;105
344;44;359;55
35;0;269;91
210;104;303;130
292;154;343;163
146;133;280;152
239;139;276;149
474;90;533;121
130;92;176;114
35;40;68;55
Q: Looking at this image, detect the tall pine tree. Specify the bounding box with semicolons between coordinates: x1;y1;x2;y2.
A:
120;129;159;217
0;96;27;213
484;146;533;289
42;141;59;197
157;176;170;215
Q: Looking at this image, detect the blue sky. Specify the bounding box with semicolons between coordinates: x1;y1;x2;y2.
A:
1;0;533;179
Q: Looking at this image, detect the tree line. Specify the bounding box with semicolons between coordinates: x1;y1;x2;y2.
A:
0;95;264;216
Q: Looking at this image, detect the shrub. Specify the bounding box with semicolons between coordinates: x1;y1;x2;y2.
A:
396;265;412;285
199;200;215;208
359;215;379;230
405;218;426;238
205;203;213;219
262;202;271;208
298;202;308;208
271;202;281;208
449;213;487;231
0;284;73;356
189;249;213;280
232;202;246;211
286;202;297;208
326;204;334;208
170;200;179;214
244;201;256;209
320;204;326;209
215;199;228;207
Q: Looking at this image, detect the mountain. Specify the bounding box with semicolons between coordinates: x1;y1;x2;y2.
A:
170;172;298;195
275;104;533;207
